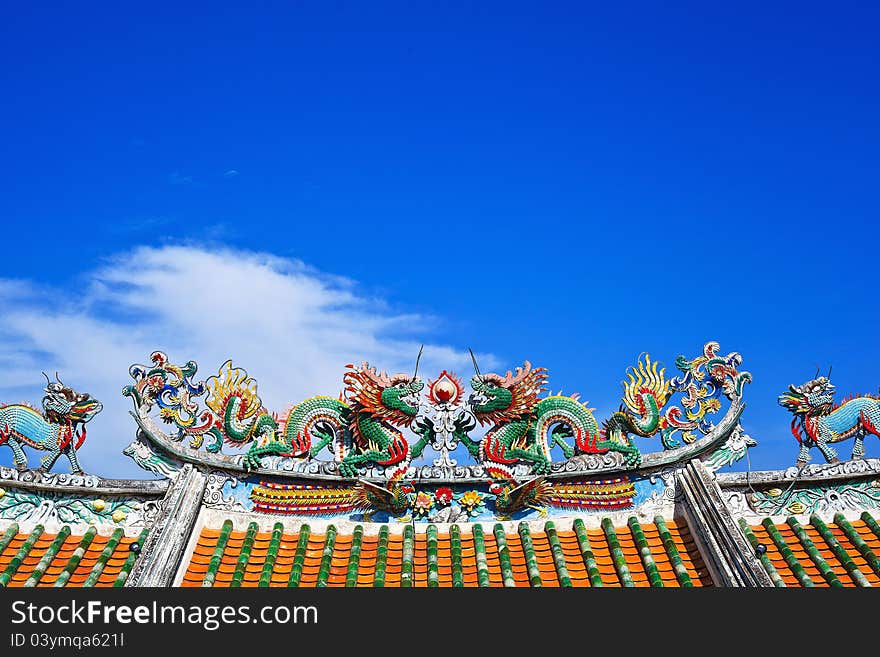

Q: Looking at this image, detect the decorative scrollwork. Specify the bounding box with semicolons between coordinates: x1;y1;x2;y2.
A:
123;351;213;445
202;472;248;512
661;341;752;448
0;465;101;489
780;458;880;480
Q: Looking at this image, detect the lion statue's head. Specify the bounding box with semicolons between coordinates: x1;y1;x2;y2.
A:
778;375;835;417
41;374;103;425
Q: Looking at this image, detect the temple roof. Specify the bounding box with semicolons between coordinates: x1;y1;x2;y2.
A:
0;523;147;587
742;513;880;587
180;516;713;587
3;340;880;588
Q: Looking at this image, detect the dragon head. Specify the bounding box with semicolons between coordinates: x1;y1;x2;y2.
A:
469;361;548;425
41;373;103;424
343;362;424;425
778;375;835;417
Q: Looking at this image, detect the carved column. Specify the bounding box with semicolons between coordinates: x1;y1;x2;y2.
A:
126;464;206;587
677;459;772;587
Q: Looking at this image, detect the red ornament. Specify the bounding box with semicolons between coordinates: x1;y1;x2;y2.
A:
428;370;464;405
435;487;454;504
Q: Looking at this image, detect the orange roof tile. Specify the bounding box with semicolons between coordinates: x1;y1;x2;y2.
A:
183;518;713;587
748;516;880;587
0;525;146;588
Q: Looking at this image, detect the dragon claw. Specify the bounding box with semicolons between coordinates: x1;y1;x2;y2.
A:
532;459;551;475
242;450;263;471
338;462;358;478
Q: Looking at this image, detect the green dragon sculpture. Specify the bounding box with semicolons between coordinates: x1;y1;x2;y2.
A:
199;360;348;470
467;359;637;479
125;350;429;476
336;361;427;478
200;359;426;476
602;354;672;457
0;373;102;474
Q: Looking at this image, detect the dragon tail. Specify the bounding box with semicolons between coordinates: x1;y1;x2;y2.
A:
615;354;669;438
283;397;352;460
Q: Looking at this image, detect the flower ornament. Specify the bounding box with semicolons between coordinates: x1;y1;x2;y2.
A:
435;487;454;505
459;490;484;514
412;491;434;516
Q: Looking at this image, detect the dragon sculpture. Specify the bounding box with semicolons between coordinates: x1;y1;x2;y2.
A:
602;355;672;457
337;361;426;478
779;369;880;465
200;359;425;476
466;342;750;477
124;340;751;483
466;357;634;478
199;361;426;475
0;373;102;474
200;360;350;470
125;350;428;476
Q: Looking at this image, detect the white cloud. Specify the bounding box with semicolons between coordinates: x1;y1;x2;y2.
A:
0;245;495;478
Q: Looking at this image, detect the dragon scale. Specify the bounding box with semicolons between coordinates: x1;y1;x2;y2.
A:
533;397;603;458
283;397;352;459
338;414;411;479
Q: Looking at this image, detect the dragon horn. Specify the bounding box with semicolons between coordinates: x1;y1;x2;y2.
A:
42;371;51;386
814;365;820;379
413;344;424;380
468;348;482;378
827;365;832;380
55;372;64;386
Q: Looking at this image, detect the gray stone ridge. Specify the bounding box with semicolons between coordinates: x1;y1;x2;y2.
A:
716;457;880;487
717;457;880;521
0;464;168;496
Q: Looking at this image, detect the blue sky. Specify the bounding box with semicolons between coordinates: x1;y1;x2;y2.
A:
1;2;878;477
